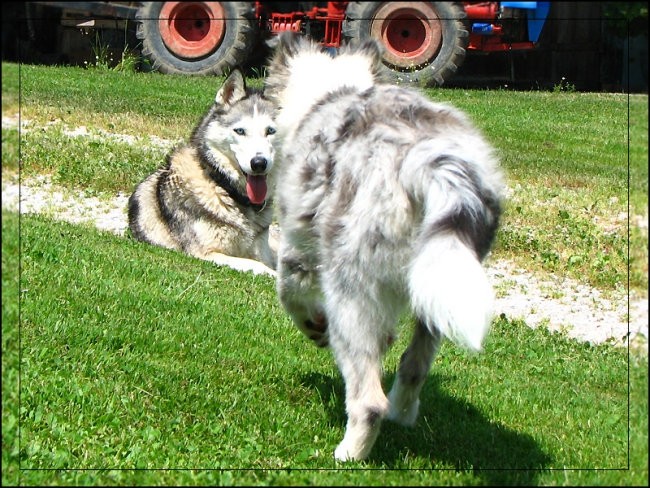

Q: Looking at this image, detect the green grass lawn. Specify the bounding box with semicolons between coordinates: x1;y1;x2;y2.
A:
2;61;648;486
3;62;647;294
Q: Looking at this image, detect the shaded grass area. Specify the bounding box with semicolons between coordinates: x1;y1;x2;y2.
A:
2;211;647;486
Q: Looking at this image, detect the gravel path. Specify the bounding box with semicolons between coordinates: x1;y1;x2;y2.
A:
3;116;647;352
3;174;646;352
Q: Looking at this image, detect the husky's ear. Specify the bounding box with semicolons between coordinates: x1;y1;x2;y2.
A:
215;69;247;106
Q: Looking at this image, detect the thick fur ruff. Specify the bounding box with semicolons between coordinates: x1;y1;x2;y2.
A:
128;70;279;276
265;33;505;461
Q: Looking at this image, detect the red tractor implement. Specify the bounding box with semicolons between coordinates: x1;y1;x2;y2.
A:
23;1;551;86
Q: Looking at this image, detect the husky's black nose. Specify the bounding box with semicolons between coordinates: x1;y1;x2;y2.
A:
250;155;268;173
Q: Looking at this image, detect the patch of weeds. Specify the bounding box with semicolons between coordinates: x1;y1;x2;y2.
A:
494;278;517;298
86;31;113;71
540;283;564;300
552;77;576;93
114;44;140;73
83;25;140;74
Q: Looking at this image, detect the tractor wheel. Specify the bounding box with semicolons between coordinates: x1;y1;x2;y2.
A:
343;2;468;87
136;2;256;76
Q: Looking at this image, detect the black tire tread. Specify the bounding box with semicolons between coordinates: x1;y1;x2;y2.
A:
135;1;256;76
343;1;468;86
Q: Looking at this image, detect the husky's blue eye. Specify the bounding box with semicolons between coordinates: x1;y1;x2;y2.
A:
266;127;276;136
233;128;246;135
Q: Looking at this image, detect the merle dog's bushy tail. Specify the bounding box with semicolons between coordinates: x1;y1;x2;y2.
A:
401;135;504;350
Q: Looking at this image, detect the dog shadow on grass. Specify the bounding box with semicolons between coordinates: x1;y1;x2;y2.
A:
300;371;553;485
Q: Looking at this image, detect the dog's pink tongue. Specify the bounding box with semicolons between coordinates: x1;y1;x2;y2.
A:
246;175;267;205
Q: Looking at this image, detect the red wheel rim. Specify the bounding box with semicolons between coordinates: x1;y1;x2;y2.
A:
159;2;225;59
370;2;442;69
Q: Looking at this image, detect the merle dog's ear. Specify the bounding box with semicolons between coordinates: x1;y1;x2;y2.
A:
340;38;385;81
356;39;383;66
264;33;280;50
265;32;322;83
215;69;247;106
359;39;385;81
277;31;305;52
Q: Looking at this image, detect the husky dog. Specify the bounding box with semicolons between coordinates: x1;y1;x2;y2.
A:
265;33;505;461
128;69;278;276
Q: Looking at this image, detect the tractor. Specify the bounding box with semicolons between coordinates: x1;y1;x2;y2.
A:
19;1;551;86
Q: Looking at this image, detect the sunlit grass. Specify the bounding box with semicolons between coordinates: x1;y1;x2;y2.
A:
2;61;648;486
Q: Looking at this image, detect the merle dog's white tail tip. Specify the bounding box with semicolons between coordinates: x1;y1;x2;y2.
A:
409;236;494;351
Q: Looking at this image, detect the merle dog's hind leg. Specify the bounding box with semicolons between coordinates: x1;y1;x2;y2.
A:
386;318;442;426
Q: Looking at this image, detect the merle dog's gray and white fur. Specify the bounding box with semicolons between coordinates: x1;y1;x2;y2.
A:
128;69;278;276
265;33;505;461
